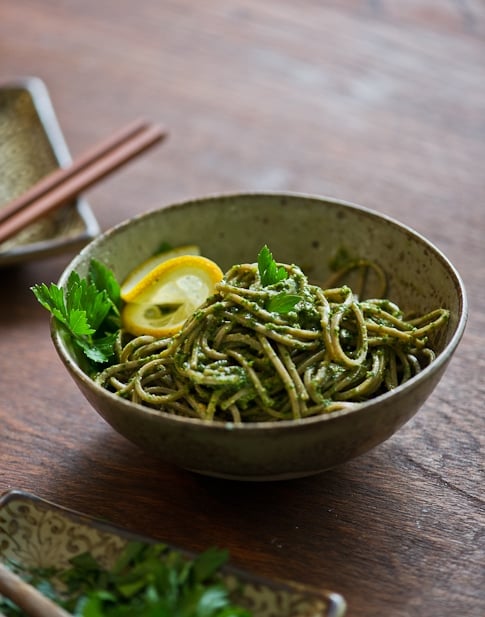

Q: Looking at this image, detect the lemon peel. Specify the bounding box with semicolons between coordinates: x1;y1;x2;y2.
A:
120;244;200;301
121;254;223;337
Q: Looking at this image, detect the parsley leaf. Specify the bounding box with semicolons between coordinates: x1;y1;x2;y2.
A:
0;543;252;617
257;246;302;315
156;240;173;254
88;259;121;311
193;547;229;583
31;259;121;369
257;245;288;286
266;293;301;314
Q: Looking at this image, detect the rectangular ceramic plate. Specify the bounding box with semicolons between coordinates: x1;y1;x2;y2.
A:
0;490;345;617
0;77;99;267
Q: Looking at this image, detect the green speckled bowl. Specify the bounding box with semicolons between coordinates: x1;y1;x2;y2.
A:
51;193;467;480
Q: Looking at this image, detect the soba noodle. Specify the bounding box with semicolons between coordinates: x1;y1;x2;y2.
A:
95;259;449;422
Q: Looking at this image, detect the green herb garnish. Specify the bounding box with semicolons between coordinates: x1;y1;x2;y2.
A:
257;245;288;287
266;293;301;314
257;246;301;314
156;240;173;254
31;259;121;367
329;246;354;272
0;543;251;617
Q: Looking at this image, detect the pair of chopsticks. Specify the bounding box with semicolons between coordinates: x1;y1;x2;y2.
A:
0;118;167;245
0;561;71;617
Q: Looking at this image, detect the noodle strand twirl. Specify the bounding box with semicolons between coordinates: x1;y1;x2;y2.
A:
96;259;449;423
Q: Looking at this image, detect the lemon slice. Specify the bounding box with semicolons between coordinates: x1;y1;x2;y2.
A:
120;244;200;301
121;254;223;337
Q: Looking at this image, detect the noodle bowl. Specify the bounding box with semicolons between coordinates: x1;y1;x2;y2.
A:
51;193;467;479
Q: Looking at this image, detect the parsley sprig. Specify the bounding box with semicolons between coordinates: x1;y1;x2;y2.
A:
257;245;288;287
0;543;251;617
31;259;121;367
257;245;301;314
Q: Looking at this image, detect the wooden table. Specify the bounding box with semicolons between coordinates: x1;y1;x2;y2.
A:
1;1;484;615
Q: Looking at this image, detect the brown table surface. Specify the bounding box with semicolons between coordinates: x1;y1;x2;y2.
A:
1;1;484;616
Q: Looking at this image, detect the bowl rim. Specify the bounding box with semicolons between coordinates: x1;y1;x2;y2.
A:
52;191;468;432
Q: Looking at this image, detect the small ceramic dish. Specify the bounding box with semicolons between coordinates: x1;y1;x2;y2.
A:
0;77;99;267
51;193;467;481
0;489;346;617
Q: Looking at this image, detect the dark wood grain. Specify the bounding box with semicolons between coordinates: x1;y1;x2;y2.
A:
0;1;484;616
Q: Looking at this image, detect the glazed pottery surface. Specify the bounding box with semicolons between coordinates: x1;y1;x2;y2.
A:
52;193;467;480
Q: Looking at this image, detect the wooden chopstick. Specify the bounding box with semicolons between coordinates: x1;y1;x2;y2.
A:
0;117;149;226
0;119;167;245
0;561;71;617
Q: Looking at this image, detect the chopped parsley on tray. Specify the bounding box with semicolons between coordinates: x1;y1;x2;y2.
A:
0;542;251;617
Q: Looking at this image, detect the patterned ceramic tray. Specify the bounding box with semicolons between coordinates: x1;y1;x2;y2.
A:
0;77;99;266
0;490;346;616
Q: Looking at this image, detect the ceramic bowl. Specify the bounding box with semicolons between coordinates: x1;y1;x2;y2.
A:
51;193;467;480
